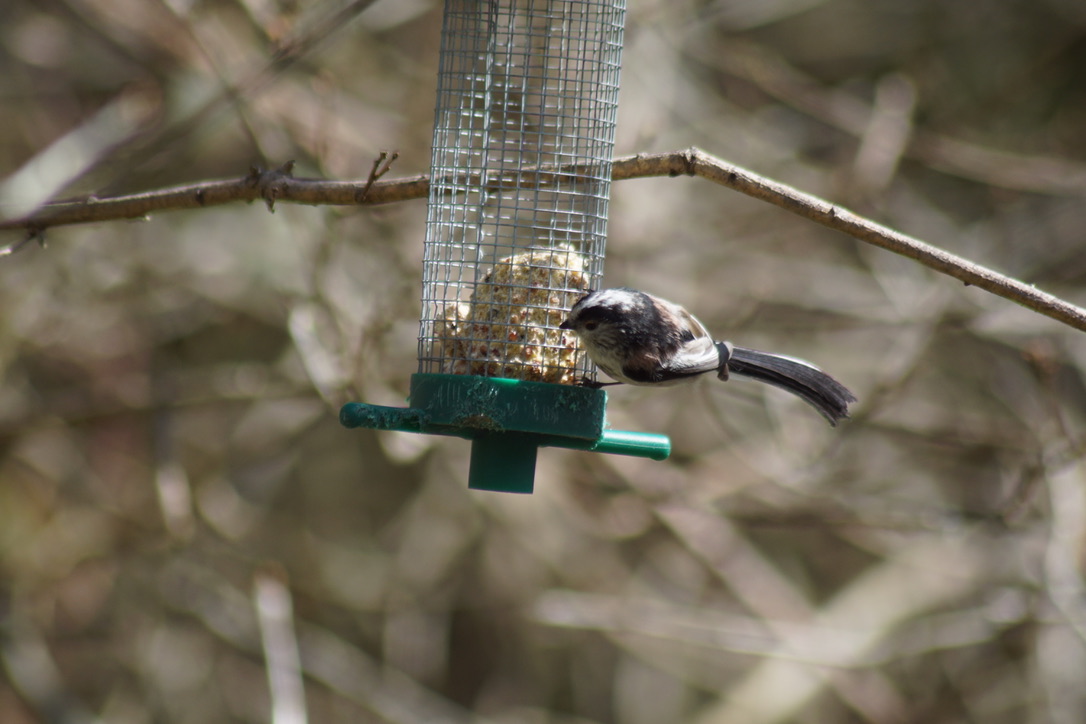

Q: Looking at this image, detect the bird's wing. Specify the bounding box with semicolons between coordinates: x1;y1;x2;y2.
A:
669;334;722;376
657;300;723;377
675;304;713;340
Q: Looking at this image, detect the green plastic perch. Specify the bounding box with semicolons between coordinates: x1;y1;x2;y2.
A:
340;373;671;494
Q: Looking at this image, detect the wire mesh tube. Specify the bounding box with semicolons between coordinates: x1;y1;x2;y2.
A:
418;0;625;385
340;0;670;494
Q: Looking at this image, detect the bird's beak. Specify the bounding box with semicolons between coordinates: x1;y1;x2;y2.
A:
559;319;573;330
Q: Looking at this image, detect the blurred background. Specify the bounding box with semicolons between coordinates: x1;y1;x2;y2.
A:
3;0;1086;722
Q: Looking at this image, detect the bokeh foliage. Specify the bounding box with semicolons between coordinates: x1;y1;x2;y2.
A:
3;1;1086;722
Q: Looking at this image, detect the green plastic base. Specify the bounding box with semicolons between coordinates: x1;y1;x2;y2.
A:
340;373;670;494
469;434;538;493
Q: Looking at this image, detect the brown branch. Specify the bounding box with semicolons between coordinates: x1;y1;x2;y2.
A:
0;162;431;233
4;147;1085;333
616;149;1086;333
358;150;400;201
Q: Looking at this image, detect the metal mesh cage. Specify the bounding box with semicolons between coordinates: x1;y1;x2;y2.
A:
341;0;669;492
418;0;626;385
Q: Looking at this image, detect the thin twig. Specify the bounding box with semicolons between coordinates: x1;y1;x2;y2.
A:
0;227;45;257
357;150;400;201
629;149;1086;333
3;147;1084;333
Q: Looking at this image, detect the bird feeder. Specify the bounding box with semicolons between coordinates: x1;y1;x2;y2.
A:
340;0;670;493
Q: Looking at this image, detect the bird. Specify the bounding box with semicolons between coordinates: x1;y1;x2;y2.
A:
559;288;856;425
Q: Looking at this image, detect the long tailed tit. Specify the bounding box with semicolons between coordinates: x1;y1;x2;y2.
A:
559;288;856;426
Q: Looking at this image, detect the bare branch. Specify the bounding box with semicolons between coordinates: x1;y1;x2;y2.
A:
0;163;430;230
3;147;1084;333
358;150;400;201
612;149;1086;334
0;228;45;258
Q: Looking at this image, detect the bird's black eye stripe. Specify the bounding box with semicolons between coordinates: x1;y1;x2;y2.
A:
584;321;598;331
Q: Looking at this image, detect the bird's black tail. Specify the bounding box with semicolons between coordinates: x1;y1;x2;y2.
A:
716;344;856;426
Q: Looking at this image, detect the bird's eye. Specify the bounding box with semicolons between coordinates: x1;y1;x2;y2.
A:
584;321;598;331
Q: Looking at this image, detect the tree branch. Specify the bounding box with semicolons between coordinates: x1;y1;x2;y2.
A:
3;147;1084;333
0;161;430;233
637;149;1086;333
